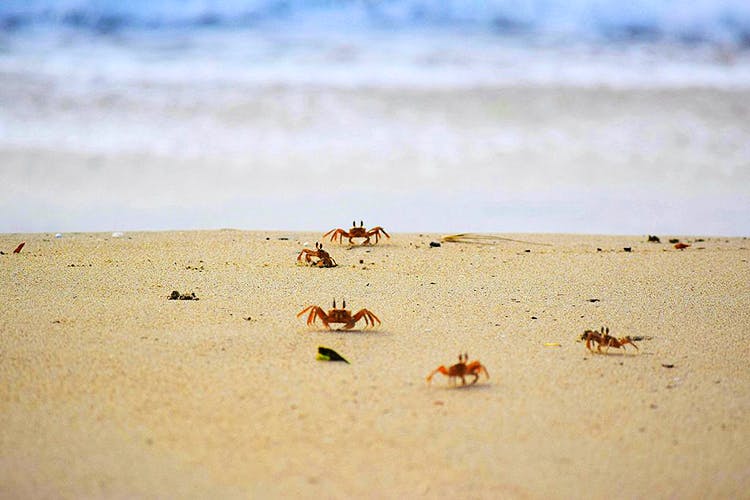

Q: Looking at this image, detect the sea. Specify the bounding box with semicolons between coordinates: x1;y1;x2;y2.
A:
1;0;749;235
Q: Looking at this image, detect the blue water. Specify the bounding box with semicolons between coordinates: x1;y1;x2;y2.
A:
1;1;749;236
2;0;750;47
3;0;750;89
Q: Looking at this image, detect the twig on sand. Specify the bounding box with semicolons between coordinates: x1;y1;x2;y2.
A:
440;233;552;246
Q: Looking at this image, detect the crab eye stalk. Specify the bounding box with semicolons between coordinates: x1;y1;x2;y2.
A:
360;220;363;227
343;299;346;308
333;298;336;308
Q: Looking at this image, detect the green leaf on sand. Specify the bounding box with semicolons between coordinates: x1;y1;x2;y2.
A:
317;346;349;364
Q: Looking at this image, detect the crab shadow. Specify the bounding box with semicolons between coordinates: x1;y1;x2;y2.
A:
587;350;642;358
303;328;391;338
343;243;390;251
428;381;492;391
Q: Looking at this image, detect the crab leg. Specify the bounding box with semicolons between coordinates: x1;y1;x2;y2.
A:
585;336;597;352
362;309;381;327
297;306;330;328
297;249;314;262
314;308;331;328
307;307;318;325
369;227;390;244
297;305;316;319
303;306;320;325
426;366;449;384
622;337;638;351
346;310;363;330
323;229;347;244
306;307;328;328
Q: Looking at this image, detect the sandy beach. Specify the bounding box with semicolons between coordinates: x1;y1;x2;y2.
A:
1;230;748;498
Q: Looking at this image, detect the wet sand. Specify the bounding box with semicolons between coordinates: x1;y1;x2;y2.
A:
1;230;749;498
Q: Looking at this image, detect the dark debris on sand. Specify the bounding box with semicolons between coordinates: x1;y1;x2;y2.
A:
169;290;199;300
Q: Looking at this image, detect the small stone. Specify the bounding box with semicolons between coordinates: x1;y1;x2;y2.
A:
623;247;632;252
429;241;441;247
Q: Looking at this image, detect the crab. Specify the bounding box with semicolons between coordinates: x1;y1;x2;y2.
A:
579;326;639;354
324;220;390;246
579;328;604;352
297;299;381;330
426;353;490;386
297;242;337;267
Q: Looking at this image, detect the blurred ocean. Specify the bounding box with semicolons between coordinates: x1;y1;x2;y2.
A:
1;1;749;235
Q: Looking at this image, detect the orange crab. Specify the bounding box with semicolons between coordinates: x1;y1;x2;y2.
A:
297;299;381;330
297;242;337;267
426;353;490;386
579;326;639;354
324;220;390;245
579;328;605;353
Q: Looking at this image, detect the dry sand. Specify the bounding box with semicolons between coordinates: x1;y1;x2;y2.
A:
1;230;749;498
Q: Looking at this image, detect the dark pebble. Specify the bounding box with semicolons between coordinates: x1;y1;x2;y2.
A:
169;290;198;300
647;235;661;243
429;241;441;247
669;238;679;244
623;247;632;252
662;363;675;368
